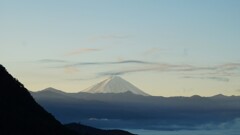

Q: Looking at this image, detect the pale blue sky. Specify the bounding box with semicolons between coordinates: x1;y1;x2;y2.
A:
1;0;240;96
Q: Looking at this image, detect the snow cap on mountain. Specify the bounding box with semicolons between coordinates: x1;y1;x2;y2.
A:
82;76;150;96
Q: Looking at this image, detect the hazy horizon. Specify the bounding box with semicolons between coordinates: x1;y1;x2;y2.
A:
1;0;240;96
32;77;238;97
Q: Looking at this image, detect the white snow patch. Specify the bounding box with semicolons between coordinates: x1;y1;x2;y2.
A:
82;76;149;96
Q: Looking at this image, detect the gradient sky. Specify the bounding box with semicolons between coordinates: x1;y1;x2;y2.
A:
1;0;240;96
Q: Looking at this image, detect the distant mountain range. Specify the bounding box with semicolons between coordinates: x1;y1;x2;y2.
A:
0;64;134;135
31;86;240;130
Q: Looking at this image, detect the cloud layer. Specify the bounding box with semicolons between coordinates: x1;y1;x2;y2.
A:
65;60;155;67
37;58;240;82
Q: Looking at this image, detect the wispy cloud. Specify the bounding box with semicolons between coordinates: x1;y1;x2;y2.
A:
61;60;155;67
45;59;240;81
66;76;99;81
63;66;79;74
65;48;101;56
97;62;240;79
88;34;131;42
183;76;230;82
218;63;240;71
143;47;161;56
98;67;157;76
98;64;192;76
37;59;68;63
236;89;240;92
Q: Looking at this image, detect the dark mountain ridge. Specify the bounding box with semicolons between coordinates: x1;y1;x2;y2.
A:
31;87;240;130
0;65;77;135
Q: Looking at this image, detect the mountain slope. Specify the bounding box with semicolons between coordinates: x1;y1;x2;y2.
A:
0;65;78;135
82;76;149;96
66;123;135;135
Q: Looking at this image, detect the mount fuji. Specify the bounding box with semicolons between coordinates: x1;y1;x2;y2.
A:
30;76;240;130
82;76;150;96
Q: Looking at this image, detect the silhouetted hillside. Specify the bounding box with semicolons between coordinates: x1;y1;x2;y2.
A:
0;65;134;135
66;123;136;135
0;65;78;135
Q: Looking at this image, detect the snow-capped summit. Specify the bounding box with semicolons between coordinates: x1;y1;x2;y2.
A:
82;76;150;96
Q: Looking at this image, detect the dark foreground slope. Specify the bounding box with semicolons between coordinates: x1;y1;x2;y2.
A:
0;65;134;135
0;65;78;135
66;123;135;135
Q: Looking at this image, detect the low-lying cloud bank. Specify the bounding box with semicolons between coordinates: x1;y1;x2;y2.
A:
80;118;240;132
128;118;240;135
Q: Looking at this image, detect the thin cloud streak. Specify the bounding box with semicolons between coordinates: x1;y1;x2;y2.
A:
61;60;155;67
97;62;240;79
218;63;240;71
143;47;161;56
45;59;240;81
98;64;193;76
64;66;79;74
183;76;230;82
65;48;101;56
88;34;131;42
66;76;99;81
37;59;68;63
